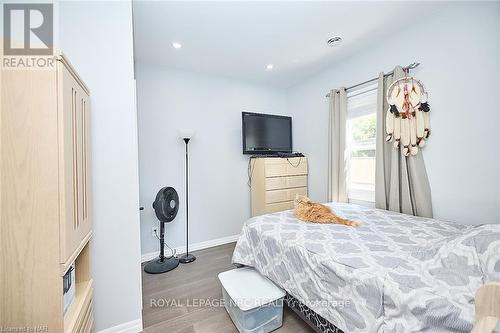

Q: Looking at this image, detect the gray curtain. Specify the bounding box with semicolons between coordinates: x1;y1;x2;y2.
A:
375;66;433;217
328;88;348;203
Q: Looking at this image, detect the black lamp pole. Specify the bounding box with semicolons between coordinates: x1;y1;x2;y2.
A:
179;137;196;264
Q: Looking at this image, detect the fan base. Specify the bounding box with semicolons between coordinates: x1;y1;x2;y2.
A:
179;253;196;264
144;256;179;274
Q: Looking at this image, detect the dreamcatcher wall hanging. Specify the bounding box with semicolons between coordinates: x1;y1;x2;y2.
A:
385;70;430;156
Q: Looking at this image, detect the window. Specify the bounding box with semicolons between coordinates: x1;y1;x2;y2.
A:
346;83;377;204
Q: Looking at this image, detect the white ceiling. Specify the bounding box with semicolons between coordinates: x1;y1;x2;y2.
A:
133;1;448;88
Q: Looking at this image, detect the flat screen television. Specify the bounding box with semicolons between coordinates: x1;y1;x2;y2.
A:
242;112;292;155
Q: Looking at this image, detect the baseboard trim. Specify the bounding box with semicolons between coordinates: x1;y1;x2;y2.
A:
141;234;240;263
96;318;142;333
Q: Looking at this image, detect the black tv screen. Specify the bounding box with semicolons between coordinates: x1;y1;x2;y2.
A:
242;112;292;155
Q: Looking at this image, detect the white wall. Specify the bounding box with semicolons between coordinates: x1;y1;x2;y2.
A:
58;1;143;331
287;2;500;224
136;65;287;255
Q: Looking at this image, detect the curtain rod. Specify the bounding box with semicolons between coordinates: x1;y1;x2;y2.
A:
325;62;420;98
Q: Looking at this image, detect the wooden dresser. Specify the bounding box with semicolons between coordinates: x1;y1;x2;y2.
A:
250;157;308;216
1;52;93;332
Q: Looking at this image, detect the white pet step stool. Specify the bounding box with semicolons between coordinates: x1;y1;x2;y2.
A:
218;267;286;333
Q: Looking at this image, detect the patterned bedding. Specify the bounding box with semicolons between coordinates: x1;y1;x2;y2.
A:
232;203;500;333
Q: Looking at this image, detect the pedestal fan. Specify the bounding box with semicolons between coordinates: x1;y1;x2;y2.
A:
144;187;180;274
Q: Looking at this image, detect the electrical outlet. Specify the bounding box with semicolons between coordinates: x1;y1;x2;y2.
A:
151;227;158;237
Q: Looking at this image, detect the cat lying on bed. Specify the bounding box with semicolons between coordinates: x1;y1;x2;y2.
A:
294;195;360;226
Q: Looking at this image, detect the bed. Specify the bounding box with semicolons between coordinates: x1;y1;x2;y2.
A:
232;203;500;333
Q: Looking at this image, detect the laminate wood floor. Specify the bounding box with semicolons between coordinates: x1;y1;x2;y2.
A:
141;242;315;333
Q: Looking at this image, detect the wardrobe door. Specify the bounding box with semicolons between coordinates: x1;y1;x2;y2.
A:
77;87;91;242
58;62;91;264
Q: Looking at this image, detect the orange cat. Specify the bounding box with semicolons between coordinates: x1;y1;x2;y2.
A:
294;195;360;227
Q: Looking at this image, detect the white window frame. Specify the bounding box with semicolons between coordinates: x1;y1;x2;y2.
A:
345;82;378;207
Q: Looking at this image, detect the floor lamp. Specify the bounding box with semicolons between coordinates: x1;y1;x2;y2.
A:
178;129;196;264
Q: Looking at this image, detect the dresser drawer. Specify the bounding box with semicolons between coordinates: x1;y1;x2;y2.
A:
265;201;294;214
264;157;305;165
266;187;307;204
265;175;307;190
265;160;308;177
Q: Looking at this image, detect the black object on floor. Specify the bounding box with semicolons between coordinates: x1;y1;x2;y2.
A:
179;253;196;264
144;187;180;274
144;255;179;274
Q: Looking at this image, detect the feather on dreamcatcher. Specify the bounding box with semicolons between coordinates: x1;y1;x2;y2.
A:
385;71;430;156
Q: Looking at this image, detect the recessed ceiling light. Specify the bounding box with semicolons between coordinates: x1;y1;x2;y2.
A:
266;64;274;70
172;42;182;49
327;36;342;46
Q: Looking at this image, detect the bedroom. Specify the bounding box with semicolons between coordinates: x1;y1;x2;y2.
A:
1;1;499;333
